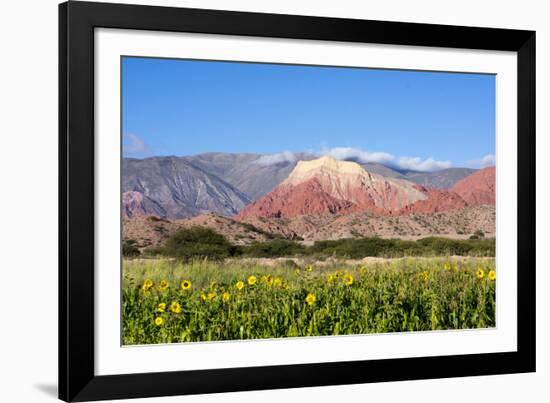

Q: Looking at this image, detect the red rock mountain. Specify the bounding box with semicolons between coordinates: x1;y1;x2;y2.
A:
237;157;495;219
397;185;468;215
239;156;447;218
451;166;496;205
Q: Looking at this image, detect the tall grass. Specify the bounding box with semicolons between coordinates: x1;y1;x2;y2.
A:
122;257;496;344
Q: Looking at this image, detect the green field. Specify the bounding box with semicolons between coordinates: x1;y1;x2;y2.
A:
122;257;496;345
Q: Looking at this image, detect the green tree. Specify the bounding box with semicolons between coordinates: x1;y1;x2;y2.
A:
163;227;238;261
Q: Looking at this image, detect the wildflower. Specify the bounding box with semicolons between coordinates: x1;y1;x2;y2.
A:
207;292;216;301
154;317;164;326
476;268;485;279
261;275;273;286
418;271;429;282
247;275;257;285
343;274;354;286
170;301;182;313
180;280;192;290
305;265;313;272
159;280;169;291
142;279;154;291
488;270;496;281
222;292;231;302
157;302;166;313
236;281;245;291
273;277;283;287
327;274;335;283
305;293;316;306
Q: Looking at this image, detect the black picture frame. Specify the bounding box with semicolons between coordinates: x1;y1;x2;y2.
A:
59;1;536;401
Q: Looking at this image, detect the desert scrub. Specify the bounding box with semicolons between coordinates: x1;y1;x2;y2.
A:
122;257;496;344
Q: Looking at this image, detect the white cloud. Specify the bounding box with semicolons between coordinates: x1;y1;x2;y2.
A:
253;146;454;172
123;133;150;156
254;151;297;166
396;156;452;172
321;147;394;165
320;146;451;172
466;154;495;168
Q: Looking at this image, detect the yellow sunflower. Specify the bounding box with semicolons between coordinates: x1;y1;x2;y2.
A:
170;301;182;314
273;277;283;287
180;280;192;290
159;280;169;291
142;279;154;291
207;292;216;301
305;265;313;272
154;317;164;326
443;262;451;271
222;292;231;302
157;302;166;313
305;293;316;306
417;271;429;282
260;275;273;286
247;275;257;285
343;274;354;286
476;268;485;279
488;270;496;281
236;281;245;291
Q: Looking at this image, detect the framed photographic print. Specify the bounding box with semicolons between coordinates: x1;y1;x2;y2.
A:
59;1;536;401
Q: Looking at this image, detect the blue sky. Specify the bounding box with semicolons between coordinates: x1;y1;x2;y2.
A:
122;57;495;171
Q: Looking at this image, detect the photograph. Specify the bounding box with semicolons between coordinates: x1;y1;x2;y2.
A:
121;56;497;345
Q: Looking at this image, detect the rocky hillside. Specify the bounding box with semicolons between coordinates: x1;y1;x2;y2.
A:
184;152;315;200
123;205;495;247
451;167;496;205
122;157;250;218
241;205;496;242
123;213;276;248
403;168;477;189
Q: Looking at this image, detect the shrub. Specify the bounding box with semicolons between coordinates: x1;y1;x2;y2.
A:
142;245;165;256
122;239;140;257
150;226;495;260
162;227;239;261
241;239;306;258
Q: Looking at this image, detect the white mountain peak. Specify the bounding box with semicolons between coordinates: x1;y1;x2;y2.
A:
291;155;366;176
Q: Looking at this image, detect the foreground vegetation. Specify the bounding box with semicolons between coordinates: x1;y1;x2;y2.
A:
122;257;496;344
128;227;495;261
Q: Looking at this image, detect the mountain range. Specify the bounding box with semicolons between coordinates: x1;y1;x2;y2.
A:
122;153;481;219
238;156;493;219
